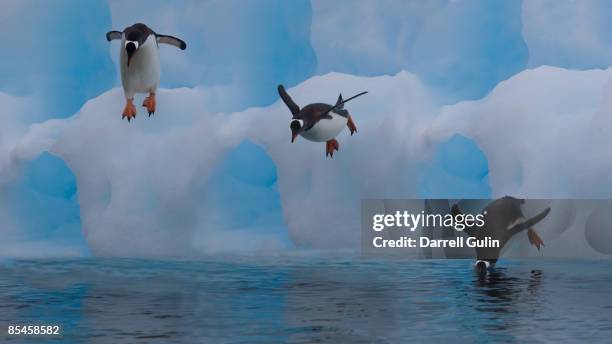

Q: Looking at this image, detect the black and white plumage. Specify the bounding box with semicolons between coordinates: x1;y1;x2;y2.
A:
106;23;186;121
278;85;367;157
452;196;550;273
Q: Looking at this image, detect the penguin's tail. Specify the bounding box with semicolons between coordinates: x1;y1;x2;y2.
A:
325;91;368;116
335;94;344;109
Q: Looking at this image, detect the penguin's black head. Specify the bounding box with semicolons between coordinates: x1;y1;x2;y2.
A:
290;118;303;143
474;260;491;274
123;23;152;67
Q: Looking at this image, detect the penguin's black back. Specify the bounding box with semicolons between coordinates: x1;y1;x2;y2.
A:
301;103;348;119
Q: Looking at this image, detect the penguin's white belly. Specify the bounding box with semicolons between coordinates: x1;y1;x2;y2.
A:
120;37;160;97
300;113;347;142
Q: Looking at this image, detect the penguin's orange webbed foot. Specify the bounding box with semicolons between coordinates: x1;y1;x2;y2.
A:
122;99;137;122
142;93;156;116
325;139;339;158
527;228;545;251
347;115;357;136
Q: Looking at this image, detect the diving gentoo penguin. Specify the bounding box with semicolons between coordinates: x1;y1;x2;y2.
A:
106;23;186;121
278;85;367;157
452;196;550;273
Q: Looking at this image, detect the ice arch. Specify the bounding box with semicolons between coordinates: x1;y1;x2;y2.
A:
0;152;87;257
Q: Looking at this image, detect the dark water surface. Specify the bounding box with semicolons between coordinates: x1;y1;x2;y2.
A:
1;256;611;343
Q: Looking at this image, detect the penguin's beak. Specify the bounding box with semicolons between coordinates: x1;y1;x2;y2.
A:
126;42;137;67
290;120;301;143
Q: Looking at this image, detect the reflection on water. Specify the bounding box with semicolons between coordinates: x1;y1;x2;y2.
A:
0;257;611;343
471;268;544;336
474;268;543;308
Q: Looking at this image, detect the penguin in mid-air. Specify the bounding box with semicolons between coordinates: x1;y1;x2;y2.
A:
106;23;186;121
452;197;550;274
278;85;367;157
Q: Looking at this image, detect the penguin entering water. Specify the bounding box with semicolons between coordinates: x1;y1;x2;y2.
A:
278;85;367;157
106;23;186;121
451;197;550;273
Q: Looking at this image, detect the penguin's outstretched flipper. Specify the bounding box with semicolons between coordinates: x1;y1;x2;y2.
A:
106;31;123;41
156;34;187;50
278;85;300;116
508;208;551;235
322;91;368;117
